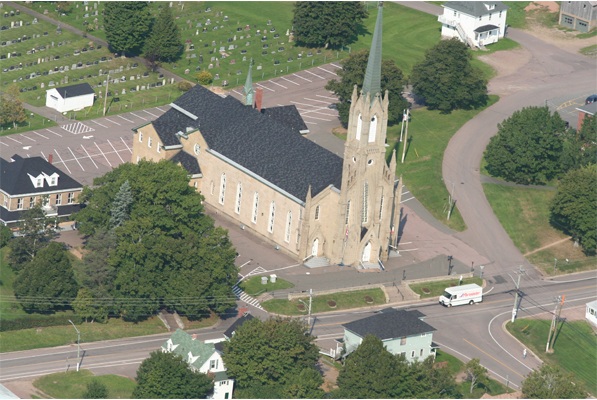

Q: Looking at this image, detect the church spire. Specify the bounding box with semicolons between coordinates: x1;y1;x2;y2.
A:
361;2;383;99
244;59;255;106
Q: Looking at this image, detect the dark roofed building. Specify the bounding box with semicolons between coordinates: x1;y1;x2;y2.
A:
342;308;437;362
46;82;95;113
1;154;83;224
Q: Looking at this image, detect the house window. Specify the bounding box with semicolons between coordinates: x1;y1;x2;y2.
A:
400;336;406;345
29;197;35;208
55;194;61;205
50;176;57;186
499;11;502;18
479;15;482;21
139;132;143;142
421;333;426;337
379;196;384;220
411;350;415;358
400;352;406;358
420;349;424;357
17;198;23;209
345;200;350;224
148;137;152;148
489;12;492;20
362;182;369;223
252;192;259;223
225;393;229;399
453;10;456;16
210;359;218;369
37;178;43;187
235;183;242;214
68;192;74;204
219;173;226;205
314;205;320;220
268;201;276;233
157;143;161;153
285;211;292;243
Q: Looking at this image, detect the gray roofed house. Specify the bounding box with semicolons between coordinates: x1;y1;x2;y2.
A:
439;1;508;48
560;1;597;32
342;308;437;362
0;154;83;224
54;83;95;99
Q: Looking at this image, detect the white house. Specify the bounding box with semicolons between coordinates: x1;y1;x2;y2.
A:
46;82;95;113
162;329;234;399
586;300;597;328
438;1;508;48
342;308;437;363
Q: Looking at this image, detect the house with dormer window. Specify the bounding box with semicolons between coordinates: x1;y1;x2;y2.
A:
162;329;234;399
0;154;82;224
438;1;508;48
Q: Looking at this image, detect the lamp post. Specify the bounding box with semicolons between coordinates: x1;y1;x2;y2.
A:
68;319;80;371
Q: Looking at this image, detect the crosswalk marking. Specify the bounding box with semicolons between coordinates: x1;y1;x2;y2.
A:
61;122;95;135
232;285;265;311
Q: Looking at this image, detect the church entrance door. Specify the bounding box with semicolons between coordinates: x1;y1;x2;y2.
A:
311;238;319;257
362;242;371;262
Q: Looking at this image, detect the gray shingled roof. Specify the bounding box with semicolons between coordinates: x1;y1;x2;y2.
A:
0;155;82;196
151;85;343;201
171;151;201;175
474;24;499;33
262;105;309;134
54;83;95;99
444;1;508;17
343;309;436;340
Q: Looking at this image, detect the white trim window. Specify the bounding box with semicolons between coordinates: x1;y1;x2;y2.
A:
139;132;143;142
235;183;242;214
148;137;152;148
17;198;24;210
219;173;226;205
268;201;275;233
67;192;75;204
29;196;35;208
252;192;259;224
55;193;62;205
285;211;292;243
157;143;161;153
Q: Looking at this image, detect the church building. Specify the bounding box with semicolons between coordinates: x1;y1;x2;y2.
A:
131;4;401;268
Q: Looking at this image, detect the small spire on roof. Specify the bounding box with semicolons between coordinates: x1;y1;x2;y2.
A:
244;58;255;106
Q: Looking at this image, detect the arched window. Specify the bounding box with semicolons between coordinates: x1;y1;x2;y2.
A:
369;115;378;142
356;113;362;140
362;182;369;223
314;205;320;220
252;192;259;224
285;211;292;243
268;201;276;233
219;173;226;205
235;183;242;214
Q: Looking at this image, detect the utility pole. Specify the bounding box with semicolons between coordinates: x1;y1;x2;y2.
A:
307;288;313;326
68;319;81;371
509;266;525;323
399;109;407;142
103;73;110;116
401;109;410;164
546;295;565;352
447;181;456;221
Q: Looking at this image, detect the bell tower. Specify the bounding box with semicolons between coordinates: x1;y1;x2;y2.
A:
332;2;398;267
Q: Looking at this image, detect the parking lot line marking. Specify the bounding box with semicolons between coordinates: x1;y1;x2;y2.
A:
117;115;134;123
45;129;62;137
154;106;166;112
280;76;300;86
268;80;287;89
293;73;312;82
0;141;9;147
32;131;49;139
68;147;85;171
6;137;22;144
52;150;72;174
120;137;132;153
21;135;36;142
299;114;332;122
330;63;342;69
304;121;318;126
231;89;243;97
142;110;159;118
304;97;333;105
108;139;125;163
304;70;325;80
255;83;275;92
104;118;121;126
91;120;109;128
130;112;147;120
95;142;112;167
317;66;337;76
81;145;99;169
316;94;338;101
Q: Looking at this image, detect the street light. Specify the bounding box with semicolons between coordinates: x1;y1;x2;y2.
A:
68;320;81;372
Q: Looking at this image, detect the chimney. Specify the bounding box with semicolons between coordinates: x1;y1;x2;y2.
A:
48;154;53;164
254;87;263;112
191;333;198;341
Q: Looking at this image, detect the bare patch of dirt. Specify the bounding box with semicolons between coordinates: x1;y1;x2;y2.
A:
477;48;532;80
524;1;559;13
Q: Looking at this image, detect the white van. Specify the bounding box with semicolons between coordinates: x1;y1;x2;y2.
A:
439;283;483;307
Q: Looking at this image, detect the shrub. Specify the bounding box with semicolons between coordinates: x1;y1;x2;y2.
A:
195;71;213;85
177;80;193;92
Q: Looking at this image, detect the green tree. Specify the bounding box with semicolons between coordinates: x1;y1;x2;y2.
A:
223;318;321;390
109;180;133;229
522;364;587;399
336;335;407;398
144;5;183;71
484;106;567;184
405;357;458;399
325;50;409;127
55;2;73;15
77;228;117;294
464;358;489;394
73;288;109;322
0;84;27;129
292;2;368;49
83;379;109;399
283;367;325;398
133;351;213;399
410;38;488;113
104;2;152;56
550;164;597;255
14;242;78;312
8;203;55;270
561;115;597;171
0;224;12;248
196;71;213;85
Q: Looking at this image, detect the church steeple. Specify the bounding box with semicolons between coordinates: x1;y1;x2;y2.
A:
243;59;255;106
361;2;383;99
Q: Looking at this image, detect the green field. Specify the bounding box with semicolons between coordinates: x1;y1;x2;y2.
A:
409;277;484;299
0;111;57;136
507;319;597;396
34;370;136;399
0;248;27;320
239;275;294;296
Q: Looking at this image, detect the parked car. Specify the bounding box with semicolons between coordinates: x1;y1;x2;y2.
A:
585;94;597;104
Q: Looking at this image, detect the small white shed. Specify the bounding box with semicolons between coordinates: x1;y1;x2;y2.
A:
46;83;95;113
586;300;597;327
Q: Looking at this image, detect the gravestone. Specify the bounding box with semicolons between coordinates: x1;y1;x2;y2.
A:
40;82;44;88
184;68;189;74
208;63;213;69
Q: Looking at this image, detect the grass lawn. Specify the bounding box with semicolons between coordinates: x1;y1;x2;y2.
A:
580;44;597;56
482;183;596;275
262;288;385;315
239;275;294;297
409;277;484;299
504;2;532;29
507;319;597;396
388;95;499;232
0;111;58;136
0;248;28;321
34;370;136;399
